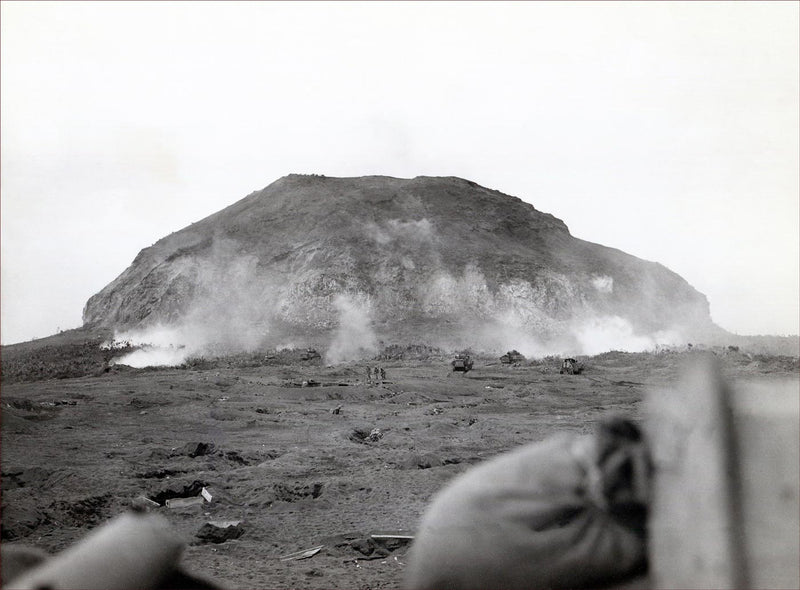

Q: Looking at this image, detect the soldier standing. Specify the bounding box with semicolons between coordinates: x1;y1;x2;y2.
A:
380;367;386;381
366;366;373;384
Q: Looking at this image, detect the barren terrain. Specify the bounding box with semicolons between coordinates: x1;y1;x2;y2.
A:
2;347;797;588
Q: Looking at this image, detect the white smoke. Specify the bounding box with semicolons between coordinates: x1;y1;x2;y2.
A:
109;325;196;367
366;218;436;246
415;263;692;357
592;275;614;293
113;345;190;368
573;315;684;356
182;239;275;351
103;229;696;367
472;310;553;358
325;293;379;364
421;265;493;314
109;237;280;367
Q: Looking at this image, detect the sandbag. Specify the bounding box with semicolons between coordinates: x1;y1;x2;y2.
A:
4;512;221;590
405;417;651;590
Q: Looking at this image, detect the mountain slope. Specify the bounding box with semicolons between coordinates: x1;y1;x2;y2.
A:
83;174;718;358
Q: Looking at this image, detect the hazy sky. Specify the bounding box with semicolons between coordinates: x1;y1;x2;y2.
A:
2;1;798;344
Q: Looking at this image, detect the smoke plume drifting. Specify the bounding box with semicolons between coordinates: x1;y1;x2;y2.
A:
106;238;279;367
105;325;196;367
325;294;379;364
366;218;436;246
573;315;683;356
592;275;614;293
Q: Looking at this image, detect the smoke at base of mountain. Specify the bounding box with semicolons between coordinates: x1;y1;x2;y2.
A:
105;325;194;367
571;316;684;356
468;313;685;358
99;233;697;367
107;238;277;367
324;294;379;364
105;250;693;367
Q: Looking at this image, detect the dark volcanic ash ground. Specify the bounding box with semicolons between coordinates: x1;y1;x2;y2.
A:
2;347;796;588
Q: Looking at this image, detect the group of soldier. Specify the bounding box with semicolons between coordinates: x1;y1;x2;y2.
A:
365;366;386;384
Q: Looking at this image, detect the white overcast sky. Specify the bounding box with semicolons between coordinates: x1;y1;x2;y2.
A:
1;1;798;344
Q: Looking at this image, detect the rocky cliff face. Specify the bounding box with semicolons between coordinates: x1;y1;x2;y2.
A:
84;175;718;359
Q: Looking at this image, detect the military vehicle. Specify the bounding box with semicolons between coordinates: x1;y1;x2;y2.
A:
300;348;321;361
451;354;474;372
559;358;584;374
500;350;526;365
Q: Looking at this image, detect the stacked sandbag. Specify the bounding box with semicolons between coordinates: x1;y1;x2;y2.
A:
405;417;651;590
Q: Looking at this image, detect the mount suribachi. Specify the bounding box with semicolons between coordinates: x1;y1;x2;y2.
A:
83;174;718;353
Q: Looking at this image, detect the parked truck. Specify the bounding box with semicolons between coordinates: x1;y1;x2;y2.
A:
559;358;584;375
451;354;474;372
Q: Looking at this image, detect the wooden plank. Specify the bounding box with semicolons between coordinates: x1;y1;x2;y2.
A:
646;357;799;589
646;357;746;589
732;381;799;589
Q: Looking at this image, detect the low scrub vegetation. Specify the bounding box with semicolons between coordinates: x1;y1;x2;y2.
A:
1;339;136;384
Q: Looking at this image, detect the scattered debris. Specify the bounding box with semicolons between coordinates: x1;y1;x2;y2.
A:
165;496;204;509
349;427;384;444
279;545;323;561
200;487;216;503
195;521;244;544
318;531;411;560
148;480;206;506
371;532;415;552
330;405;343;415
371;531;415;540
131;496;161;510
350;538;380;556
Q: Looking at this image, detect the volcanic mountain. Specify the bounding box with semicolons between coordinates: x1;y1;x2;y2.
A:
83;174;718;358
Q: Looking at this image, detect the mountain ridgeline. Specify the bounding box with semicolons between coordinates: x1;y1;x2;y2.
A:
83;175;719;358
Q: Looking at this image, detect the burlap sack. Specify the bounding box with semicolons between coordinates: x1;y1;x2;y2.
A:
405;417;650;590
